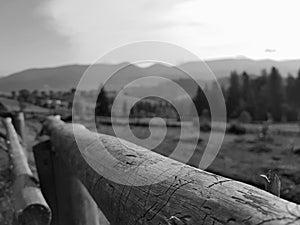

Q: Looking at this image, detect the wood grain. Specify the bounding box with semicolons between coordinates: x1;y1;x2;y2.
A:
45;116;300;225
3;117;51;225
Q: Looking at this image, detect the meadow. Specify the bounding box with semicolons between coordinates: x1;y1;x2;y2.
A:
1;116;300;224
94;122;300;204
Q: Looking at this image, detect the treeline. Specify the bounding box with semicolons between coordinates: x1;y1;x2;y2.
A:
129;97;179;119
95;89;179;119
10;89;75;109
194;67;300;122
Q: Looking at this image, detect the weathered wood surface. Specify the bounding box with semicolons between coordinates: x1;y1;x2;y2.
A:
33;140;59;225
12;112;26;141
34;138;109;225
44;116;300;225
3;117;51;225
53;142;101;225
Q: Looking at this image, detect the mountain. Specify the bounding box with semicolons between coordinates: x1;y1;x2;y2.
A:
0;63;185;92
182;58;300;78
0;58;300;92
0;65;88;92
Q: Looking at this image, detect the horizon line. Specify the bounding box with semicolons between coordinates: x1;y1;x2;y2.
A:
1;56;300;78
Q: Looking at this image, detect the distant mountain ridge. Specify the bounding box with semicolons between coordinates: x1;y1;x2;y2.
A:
0;58;299;92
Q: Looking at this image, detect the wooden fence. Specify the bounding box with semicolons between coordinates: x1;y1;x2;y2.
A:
2;114;51;225
3;113;300;224
42;116;300;225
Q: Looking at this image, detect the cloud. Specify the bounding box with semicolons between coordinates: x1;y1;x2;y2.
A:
41;0;180;61
40;0;300;62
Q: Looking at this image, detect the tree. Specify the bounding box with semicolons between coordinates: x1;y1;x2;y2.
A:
294;70;300;125
17;89;31;111
32;89;39;97
193;85;210;118
286;74;296;106
238;110;252;123
241;71;250;102
251;71;268;121
18;89;30;102
240;72;256;117
268;67;283;121
226;71;241;117
95;87;110;117
284;74;297;121
41;91;47;98
49;90;54;98
296;70;300;109
11;91;16;99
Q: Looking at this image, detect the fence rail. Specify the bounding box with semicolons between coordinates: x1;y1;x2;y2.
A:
42;116;300;225
2;116;51;225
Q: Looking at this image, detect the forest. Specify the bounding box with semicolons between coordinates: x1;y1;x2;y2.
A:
194;67;300;122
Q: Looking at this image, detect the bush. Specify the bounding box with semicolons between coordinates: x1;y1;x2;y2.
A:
227;122;246;135
200;122;211;132
238;110;252;123
200;109;211;132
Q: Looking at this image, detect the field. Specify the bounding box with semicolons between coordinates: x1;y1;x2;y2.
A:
0;97;49;114
94;122;300;204
1;117;300;223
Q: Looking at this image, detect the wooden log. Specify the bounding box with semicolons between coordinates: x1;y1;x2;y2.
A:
53;147;101;225
3;117;51;225
12;112;26;141
33;140;59;225
34;139;106;225
44;116;300;225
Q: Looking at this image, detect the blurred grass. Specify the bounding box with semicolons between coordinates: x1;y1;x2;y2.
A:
0;140;13;225
95;122;300;204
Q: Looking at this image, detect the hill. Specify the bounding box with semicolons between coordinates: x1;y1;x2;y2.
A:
0;97;49;113
0;58;299;92
0;63;184;92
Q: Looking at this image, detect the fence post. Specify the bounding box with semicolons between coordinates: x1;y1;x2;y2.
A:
12;112;25;141
33;139;101;225
33;140;59;225
3;117;51;225
54;152;101;225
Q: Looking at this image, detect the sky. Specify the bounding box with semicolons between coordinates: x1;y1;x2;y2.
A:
1;0;300;76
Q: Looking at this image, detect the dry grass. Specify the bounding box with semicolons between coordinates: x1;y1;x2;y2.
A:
0;141;13;224
1;118;300;224
95;122;300;204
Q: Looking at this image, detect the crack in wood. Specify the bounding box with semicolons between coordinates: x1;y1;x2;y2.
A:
207;179;232;188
